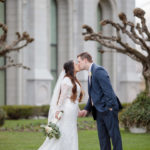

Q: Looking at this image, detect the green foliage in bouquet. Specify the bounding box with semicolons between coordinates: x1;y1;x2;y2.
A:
0;108;6;126
40;110;64;139
41;122;61;139
48;122;61;139
120;91;150;131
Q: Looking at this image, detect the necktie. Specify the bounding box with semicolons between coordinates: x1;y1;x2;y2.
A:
88;71;92;85
88;71;93;105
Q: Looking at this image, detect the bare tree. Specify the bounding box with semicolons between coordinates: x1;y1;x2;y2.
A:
0;0;34;70
82;8;150;96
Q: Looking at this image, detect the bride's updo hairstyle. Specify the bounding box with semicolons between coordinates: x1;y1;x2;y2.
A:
63;60;83;102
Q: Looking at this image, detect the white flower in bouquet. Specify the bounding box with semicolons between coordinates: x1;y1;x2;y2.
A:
45;126;53;134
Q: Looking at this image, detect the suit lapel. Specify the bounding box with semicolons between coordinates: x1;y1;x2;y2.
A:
90;63;95;87
88;76;90;94
91;63;95;74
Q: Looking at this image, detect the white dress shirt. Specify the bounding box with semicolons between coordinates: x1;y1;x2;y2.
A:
88;63;93;84
88;63;94;105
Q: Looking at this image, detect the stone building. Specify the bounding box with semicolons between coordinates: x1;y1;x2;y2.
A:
0;0;142;106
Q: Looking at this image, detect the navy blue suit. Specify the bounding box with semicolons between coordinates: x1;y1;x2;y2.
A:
85;63;123;150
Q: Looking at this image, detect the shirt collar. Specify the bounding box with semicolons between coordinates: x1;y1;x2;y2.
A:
89;63;93;73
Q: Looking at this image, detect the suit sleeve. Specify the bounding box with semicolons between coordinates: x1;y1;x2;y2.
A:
95;68;116;108
84;97;92;113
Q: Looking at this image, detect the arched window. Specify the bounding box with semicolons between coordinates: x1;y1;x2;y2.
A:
0;2;6;105
97;3;102;65
50;0;58;93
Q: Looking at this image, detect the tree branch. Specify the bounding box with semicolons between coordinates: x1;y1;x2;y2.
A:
0;63;30;70
0;32;34;57
83;24;147;63
0;23;7;43
0;21;34;70
134;8;150;40
83;7;150;95
101;14;150;53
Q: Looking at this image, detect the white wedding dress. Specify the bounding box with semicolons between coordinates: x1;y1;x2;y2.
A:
38;76;81;150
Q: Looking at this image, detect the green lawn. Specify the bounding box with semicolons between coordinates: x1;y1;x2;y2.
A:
0;118;150;150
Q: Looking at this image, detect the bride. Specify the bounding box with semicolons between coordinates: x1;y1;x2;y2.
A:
38;60;83;150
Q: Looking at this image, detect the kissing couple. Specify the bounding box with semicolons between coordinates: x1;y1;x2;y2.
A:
38;52;123;150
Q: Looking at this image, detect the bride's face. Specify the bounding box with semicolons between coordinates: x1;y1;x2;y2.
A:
74;61;80;72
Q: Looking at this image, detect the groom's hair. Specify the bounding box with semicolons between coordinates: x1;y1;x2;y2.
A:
77;52;93;63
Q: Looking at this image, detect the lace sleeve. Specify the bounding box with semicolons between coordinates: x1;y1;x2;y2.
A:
56;77;72;111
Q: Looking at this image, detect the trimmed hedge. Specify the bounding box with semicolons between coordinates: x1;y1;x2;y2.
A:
41;105;50;117
2;105;34;119
1;105;50;120
0;104;87;120
0;108;6;126
32;105;50;117
0;102;129;120
79;103;86;110
120;91;150;131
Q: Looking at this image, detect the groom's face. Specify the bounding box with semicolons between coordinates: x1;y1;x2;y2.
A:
77;57;86;71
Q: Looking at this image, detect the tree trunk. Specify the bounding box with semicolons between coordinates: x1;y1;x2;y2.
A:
142;63;150;96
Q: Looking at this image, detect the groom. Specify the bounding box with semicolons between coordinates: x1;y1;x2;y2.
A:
77;52;123;150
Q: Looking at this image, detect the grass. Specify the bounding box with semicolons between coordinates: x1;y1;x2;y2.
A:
1;119;47;130
0;117;96;131
0;131;43;150
0;118;150;150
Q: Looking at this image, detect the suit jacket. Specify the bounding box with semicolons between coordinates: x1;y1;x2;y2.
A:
85;63;121;118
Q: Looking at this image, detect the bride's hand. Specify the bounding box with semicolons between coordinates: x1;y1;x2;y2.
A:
78;111;83;117
55;111;61;120
78;110;88;117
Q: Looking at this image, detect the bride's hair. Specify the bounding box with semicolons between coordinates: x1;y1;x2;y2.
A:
63;60;84;102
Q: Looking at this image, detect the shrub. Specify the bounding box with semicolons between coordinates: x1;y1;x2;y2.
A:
120;91;150;131
41;105;50;117
0;108;6;126
0;102;128;120
32;106;42;117
32;105;50;117
79;103;86;110
1;105;50;119
121;103;131;109
2;105;33;119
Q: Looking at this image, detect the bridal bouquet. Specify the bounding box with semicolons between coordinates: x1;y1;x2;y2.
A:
40;110;64;139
